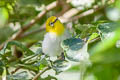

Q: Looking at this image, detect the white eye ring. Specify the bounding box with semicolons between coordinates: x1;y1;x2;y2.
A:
50;22;54;26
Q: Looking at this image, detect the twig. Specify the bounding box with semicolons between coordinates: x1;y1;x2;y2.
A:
88;37;101;44
55;0;71;17
65;0;115;23
20;24;46;38
62;5;104;23
32;67;51;80
11;66;22;74
0;1;58;50
59;8;82;22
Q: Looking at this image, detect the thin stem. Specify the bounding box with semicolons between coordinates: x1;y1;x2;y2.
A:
32;67;51;80
11;67;21;74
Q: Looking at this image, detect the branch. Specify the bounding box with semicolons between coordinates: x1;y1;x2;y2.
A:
20;5;103;37
0;1;58;50
61;5;104;23
55;0;71;17
11;66;22;74
20;23;46;38
88;37;101;44
32;67;51;80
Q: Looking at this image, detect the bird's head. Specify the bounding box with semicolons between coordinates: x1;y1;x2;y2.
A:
46;16;65;36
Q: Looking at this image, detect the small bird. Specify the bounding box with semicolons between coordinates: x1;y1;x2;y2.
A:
42;16;71;56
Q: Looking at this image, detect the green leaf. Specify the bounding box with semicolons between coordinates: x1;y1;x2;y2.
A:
34;56;48;70
0;61;4;74
17;64;38;72
7;71;29;80
61;37;84;51
61;37;90;63
1;41;34;56
2;67;6;80
52;60;71;74
0;60;4;66
39;75;57;80
98;22;120;40
30;46;42;54
73;24;97;38
87;33;99;43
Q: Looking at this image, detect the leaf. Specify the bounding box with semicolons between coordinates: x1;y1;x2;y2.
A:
52;60;71;74
17;64;39;72
98;22;120;40
39;75;57;80
22;54;48;71
0;67;3;75
62;37;84;51
2;67;6;80
1;41;34;56
30;46;42;54
34;55;49;70
67;65;80;72
61;37;90;63
7;71;29;80
73;24;97;38
0;60;4;66
87;33;99;43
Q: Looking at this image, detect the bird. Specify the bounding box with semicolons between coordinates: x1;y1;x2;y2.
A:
42;16;71;56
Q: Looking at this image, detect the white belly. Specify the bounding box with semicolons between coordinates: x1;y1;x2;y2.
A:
42;30;70;56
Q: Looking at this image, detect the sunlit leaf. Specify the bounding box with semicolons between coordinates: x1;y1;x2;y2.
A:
87;33;99;43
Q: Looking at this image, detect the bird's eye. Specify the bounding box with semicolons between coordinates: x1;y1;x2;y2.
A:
50;22;54;27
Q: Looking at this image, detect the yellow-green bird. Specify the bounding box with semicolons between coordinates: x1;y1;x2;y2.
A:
42;16;71;56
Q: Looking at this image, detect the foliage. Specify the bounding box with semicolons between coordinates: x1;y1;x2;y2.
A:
0;0;120;80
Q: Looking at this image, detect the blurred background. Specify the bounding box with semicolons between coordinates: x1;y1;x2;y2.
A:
0;0;120;80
